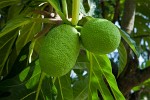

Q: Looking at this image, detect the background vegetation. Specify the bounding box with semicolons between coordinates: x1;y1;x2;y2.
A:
0;0;150;100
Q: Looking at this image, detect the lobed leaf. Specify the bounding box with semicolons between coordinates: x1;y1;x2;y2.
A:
0;33;16;75
0;60;41;100
87;52;114;100
24;61;41;89
92;54;125;100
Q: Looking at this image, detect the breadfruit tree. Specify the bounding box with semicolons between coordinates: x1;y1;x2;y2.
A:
0;0;150;99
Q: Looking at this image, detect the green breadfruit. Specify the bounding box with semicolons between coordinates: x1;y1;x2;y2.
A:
80;18;121;54
39;24;80;77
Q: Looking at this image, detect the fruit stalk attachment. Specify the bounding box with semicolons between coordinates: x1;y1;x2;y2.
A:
71;0;80;25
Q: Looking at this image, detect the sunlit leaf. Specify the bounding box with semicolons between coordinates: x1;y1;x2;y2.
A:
25;60;41;89
87;52;114;100
19;67;30;82
92;54;125;100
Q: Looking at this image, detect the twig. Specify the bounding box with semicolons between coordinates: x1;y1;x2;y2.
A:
33;10;51;17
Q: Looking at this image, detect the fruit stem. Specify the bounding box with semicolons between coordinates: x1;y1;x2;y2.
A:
75;25;82;29
62;0;68;19
71;0;80;25
35;72;46;100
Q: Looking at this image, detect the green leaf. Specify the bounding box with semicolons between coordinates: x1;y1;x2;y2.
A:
118;42;127;76
0;16;32;38
0;0;19;8
47;0;71;24
92;54;125;100
136;0;150;17
17;59;41;88
88;52;114;100
40;77;55;100
0;60;41;100
74;50;89;69
5;42;30;79
120;29;140;57
0;32;16;75
16;22;42;54
0;29;17;50
77;50;89;63
19;67;30;82
7;4;24;20
0;17;53;44
24;60;41;89
0;78;36;100
55;74;73;100
33;36;44;54
73;78;88;100
145;60;150;68
74;62;88;70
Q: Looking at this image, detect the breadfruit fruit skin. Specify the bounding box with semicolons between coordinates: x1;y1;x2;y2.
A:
80;18;121;54
39;24;80;77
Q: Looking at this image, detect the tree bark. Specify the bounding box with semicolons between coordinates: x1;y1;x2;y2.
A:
113;0;120;23
118;0;136;96
121;0;136;34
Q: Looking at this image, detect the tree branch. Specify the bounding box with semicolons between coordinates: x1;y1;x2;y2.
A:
118;64;150;96
118;0;138;97
112;0;120;23
100;0;105;18
119;0;136;79
33;10;51;17
121;0;136;34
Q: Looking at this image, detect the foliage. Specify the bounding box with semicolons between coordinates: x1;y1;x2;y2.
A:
0;0;150;99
